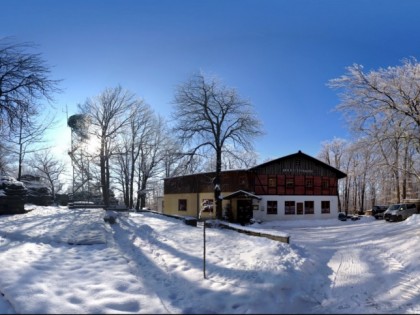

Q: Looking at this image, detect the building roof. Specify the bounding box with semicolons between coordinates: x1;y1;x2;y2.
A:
249;150;347;179
222;190;262;200
164;169;247;180
164;150;347;181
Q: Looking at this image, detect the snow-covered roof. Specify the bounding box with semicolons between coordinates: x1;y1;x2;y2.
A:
222;190;262;200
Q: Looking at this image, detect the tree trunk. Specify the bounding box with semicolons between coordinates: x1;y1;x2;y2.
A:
129;150;135;209
214;148;222;219
135;163;142;211
394;146;401;203
100;141;109;208
105;155;110;207
402;144;409;200
17;119;23;180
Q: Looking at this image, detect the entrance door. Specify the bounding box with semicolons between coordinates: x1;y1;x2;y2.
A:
237;200;253;225
297;202;303;215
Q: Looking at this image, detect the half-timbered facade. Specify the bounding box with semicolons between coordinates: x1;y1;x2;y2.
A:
163;151;347;222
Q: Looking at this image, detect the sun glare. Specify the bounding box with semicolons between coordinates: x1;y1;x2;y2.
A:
84;136;100;155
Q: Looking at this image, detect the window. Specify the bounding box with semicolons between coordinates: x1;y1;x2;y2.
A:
267;200;278;214
297;202;303;215
306;179;313;188
285;201;295;215
286;178;294;188
322;179;329;189
321;201;330;214
304;201;314;214
178;199;187;211
268;177;276;188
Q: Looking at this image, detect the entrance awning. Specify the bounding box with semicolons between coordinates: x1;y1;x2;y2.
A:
222;190;262;200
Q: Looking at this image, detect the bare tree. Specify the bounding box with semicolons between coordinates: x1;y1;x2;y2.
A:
135;114;169;210
29;149;67;202
0;38;60;130
6;108;56;180
203;148;259;172
114;100;154;209
78;86;134;208
114;109;186;210
171;72;264;219
318;137;348;212
160;138;205;179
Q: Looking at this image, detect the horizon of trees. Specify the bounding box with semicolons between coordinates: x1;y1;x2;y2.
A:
1;37;419;211
320;58;420;212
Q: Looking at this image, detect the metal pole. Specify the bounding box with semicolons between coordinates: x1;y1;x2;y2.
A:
71;130;75;203
203;219;206;279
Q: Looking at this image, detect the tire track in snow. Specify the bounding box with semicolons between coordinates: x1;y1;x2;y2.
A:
325;247;370;311
324;243;420;313
379;251;420;306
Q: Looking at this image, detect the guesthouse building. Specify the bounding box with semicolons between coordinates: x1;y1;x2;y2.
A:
163;151;347;222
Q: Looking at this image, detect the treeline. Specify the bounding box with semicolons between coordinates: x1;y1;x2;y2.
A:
68;85;193;210
69;73;262;212
318;58;420;212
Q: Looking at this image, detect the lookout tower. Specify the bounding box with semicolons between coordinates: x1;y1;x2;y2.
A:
67;114;94;202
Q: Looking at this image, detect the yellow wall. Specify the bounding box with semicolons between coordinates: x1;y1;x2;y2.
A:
164;192;235;219
164;193;199;217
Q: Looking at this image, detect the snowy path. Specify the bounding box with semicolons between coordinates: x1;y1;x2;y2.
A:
110;212;313;314
277;219;420;314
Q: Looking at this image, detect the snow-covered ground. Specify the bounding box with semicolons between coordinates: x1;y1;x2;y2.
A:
0;206;419;314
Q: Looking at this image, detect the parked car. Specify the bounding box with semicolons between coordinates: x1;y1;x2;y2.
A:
372;205;388;219
338;212;347;221
374;212;385;220
384;203;418;222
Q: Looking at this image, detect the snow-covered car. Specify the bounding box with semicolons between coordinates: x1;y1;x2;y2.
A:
338;212;347;221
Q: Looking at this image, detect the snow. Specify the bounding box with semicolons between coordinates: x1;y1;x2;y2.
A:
0;176;25;189
0;206;419;314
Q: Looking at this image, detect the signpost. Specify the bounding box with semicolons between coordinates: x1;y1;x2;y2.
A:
203;219;206;279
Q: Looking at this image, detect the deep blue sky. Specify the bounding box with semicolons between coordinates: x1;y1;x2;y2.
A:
3;0;420;163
